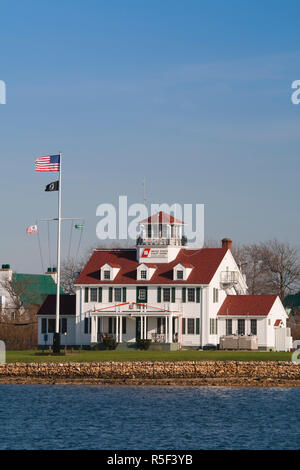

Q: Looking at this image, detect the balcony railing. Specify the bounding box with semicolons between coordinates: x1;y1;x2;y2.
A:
136;236;186;246
220;271;239;284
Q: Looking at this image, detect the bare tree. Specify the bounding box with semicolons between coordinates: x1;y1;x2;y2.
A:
60;257;86;294
61;240;134;294
259;240;300;299
233;243;269;295
0;276;38;349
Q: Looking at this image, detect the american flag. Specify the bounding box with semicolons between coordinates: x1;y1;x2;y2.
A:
35;155;60;172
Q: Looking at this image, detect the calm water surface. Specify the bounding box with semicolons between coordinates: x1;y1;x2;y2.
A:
0;385;299;449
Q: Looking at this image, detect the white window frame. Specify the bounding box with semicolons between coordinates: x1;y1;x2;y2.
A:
187;288;195;302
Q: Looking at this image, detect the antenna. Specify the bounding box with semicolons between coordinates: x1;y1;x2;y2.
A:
142;177;147;206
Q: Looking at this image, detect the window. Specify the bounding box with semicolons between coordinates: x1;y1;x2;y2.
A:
238;319;245;335
182;318;186;334
251;319;257;335
138;288;147;301
177;270;183;280
48;319;55;333
61;318;67;334
226;319;232;335
140;270;147;279
122;317;127;334
187;318;195;334
84;317;91;334
157;317;166;334
210;318;218;335
108;317;116;334
41;318;47;334
90;288;98;302
163;288;170;302
104;270;111;280
213;288;219;303
114;288;122;302
187;288;195;302
97;317;102;334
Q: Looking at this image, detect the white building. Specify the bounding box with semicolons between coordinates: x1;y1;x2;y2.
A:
37;211;292;351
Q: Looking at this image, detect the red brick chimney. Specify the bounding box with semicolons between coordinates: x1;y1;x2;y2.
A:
222;238;232;251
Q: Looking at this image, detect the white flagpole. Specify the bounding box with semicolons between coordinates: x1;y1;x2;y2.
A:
55;152;62;343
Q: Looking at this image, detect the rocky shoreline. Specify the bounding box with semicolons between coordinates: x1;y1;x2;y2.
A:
0;361;300;386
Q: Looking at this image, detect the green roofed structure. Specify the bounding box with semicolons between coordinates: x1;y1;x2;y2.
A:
13;273;65;307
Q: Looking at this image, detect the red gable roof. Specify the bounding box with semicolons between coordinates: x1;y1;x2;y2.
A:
75;247;227;285
218;295;278;317
139;211;185;225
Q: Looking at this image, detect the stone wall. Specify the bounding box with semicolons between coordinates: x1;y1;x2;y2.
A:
0;361;300;380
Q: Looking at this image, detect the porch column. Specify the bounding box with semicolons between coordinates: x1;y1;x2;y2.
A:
141;316;144;339
165;315;168;343
169;315;172;343
144;315;147;339
116;315;119;342
119;316;122;343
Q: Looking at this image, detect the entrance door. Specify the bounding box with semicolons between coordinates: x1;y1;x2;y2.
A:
136;317;141;341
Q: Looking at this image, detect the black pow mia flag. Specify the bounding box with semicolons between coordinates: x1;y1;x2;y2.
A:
45;181;59;192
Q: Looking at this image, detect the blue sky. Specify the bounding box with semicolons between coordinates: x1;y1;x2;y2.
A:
1;0;300;273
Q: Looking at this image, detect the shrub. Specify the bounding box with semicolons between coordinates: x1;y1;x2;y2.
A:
102;336;117;350
136;339;152;350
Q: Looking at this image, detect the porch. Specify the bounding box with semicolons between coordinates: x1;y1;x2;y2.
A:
86;302;182;347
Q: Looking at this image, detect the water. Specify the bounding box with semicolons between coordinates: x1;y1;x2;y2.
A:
0;385;299;449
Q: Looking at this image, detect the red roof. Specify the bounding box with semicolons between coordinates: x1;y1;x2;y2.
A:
105;262;120;268
218;295;278;317
139;211;185;225
177;262;194;268
75;247;227;285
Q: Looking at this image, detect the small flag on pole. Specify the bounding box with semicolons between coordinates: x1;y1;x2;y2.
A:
45;181;59;192
35;155;60;172
75;224;84;229
26;225;38;234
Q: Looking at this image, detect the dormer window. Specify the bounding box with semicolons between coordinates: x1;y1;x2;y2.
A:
173;263;193;281
100;263;120;281
137;263;156;281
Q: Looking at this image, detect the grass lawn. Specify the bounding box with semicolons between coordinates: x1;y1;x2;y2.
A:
4;349;292;363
